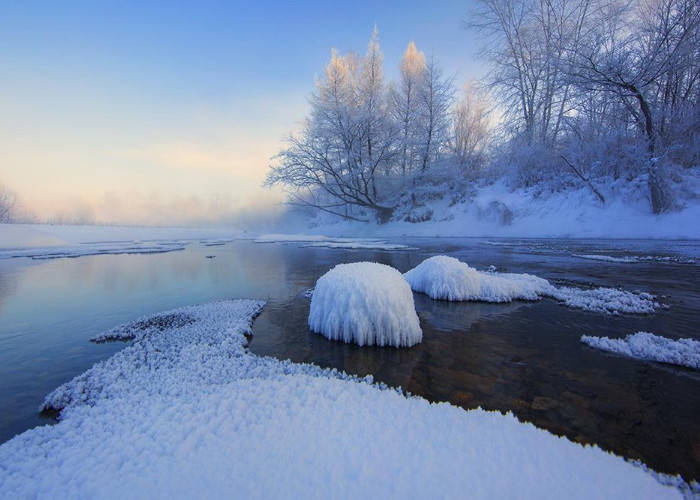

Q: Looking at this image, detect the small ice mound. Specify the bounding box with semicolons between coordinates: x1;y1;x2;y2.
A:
581;332;700;369
405;255;660;314
404;255;550;302
308;262;422;347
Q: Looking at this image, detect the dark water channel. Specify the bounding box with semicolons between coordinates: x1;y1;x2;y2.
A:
0;238;698;480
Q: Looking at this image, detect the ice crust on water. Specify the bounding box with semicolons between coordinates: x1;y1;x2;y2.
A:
574;254;697;265
254;233;412;250
308;262;422;347
0;300;682;499
404;255;659;314
0;242;186;260
581;332;700;370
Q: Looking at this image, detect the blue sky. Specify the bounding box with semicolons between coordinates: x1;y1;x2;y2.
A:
0;0;484;224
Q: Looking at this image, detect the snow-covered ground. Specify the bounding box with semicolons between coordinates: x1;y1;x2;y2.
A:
302;180;700;239
581;332;700;370
0;300;685;498
405;256;659;314
309;262;422;347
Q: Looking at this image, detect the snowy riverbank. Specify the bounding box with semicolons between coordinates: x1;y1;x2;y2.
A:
303;181;700;240
0;300;686;498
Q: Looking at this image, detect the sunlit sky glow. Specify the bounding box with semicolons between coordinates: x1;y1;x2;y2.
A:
0;0;483;225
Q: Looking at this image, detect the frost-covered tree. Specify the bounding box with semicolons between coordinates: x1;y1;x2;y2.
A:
357;26;392;198
416;55;454;172
390;41;426;175
469;0;591;145
565;0;700;212
265;31;397;222
452;81;491;170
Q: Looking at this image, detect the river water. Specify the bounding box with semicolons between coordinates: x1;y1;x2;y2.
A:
0;237;698;480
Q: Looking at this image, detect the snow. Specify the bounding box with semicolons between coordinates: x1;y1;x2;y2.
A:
581;332;700;370
301;180;700;239
0;300;683;499
550;288;658;314
405;256;660;314
574;254;697;265
404;255;550;302
308;262;422;347
254;233;411;250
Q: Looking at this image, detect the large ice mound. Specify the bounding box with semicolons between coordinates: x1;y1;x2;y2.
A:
308;262;422;347
405;255;659;314
581;331;700;369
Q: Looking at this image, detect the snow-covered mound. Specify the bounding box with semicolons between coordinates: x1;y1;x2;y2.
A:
405;255;659;314
309;262;422;347
0;301;682;498
404;255;550;302
581;332;700;370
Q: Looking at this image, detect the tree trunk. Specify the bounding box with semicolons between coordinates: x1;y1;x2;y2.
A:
627;84;670;214
374;206;394;224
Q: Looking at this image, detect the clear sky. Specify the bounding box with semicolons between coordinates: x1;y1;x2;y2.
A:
0;0;484;226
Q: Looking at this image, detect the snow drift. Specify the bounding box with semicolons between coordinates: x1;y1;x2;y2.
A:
404;255;659;314
581;332;700;370
309;262;422;347
0;300;683;498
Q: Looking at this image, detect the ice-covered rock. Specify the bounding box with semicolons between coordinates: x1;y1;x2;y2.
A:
404;255;550;302
404;255;660;314
581;331;700;369
309;262;422;347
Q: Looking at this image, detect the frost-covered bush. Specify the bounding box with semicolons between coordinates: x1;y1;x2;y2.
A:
308;262;422;347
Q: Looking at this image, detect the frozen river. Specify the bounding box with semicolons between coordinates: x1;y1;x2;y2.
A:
0;237;698;480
